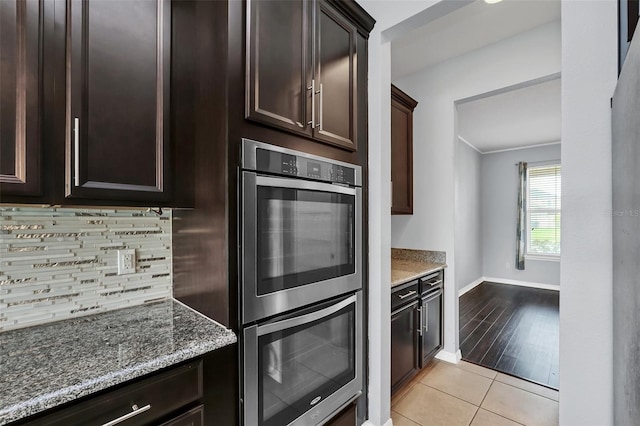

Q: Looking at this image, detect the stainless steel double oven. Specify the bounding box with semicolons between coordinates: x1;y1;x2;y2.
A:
240;139;363;426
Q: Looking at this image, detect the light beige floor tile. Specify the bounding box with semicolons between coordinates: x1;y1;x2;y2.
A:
455;360;498;379
420;361;493;405
471;408;523;426
394;383;478;426
392;361;440;408
392;382;415;409
481;381;559;426
495;373;559;401
392;410;421;426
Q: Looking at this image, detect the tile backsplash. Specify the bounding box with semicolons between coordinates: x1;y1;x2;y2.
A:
0;207;172;332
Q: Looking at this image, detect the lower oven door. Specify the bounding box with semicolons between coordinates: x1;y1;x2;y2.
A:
243;291;363;426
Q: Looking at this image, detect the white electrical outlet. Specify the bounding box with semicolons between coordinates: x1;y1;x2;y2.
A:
117;249;136;275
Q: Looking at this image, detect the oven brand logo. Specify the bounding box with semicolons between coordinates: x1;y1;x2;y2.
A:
310;396;322;406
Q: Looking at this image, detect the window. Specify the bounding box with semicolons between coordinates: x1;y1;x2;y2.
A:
527;164;561;258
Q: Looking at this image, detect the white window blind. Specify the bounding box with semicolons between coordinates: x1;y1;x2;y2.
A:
527;164;561;256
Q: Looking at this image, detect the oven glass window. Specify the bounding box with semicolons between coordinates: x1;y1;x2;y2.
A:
257;187;355;295
257;301;355;426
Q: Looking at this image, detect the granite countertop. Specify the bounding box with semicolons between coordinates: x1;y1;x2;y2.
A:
391;248;447;288
0;299;237;425
391;259;446;288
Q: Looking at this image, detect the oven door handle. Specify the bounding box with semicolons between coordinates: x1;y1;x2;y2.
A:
255;175;357;196
257;294;356;336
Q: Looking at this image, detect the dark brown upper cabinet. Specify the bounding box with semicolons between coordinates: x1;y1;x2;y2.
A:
246;0;312;137
0;0;42;198
65;0;171;204
391;84;418;215
246;0;359;152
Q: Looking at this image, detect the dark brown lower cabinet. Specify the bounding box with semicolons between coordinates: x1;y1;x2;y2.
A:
391;299;420;394
160;405;204;426
16;344;237;426
391;270;444;395
420;290;443;367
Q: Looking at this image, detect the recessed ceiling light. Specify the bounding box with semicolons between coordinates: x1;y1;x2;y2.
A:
484;0;504;4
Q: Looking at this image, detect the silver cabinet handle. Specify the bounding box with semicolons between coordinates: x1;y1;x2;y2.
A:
427;279;443;287
307;79;315;128
398;290;416;300
101;404;151;426
418;307;423;336
73;117;80;186
317;83;323;129
423;304;428;333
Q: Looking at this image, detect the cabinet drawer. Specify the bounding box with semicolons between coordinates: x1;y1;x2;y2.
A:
27;360;202;426
391;280;419;312
420;271;443;294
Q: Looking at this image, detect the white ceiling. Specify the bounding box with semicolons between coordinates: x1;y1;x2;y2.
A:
457;77;561;153
391;0;561;79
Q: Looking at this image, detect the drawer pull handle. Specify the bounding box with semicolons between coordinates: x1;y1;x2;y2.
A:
426;279;442;287
101;404;151;426
398;290;417;299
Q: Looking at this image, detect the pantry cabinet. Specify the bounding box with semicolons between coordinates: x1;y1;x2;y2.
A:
391;84;418;215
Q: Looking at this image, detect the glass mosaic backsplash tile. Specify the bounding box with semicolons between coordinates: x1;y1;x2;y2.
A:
0;207;172;332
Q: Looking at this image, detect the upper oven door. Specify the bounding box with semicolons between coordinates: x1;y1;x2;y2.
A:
242;172;362;324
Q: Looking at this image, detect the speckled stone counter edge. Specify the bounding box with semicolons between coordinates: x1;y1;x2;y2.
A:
391;248;446;264
0;300;237;425
391;262;446;288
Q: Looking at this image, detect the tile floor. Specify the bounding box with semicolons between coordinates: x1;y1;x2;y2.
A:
391;359;559;426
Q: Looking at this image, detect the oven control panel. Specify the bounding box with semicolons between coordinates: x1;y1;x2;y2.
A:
256;148;356;185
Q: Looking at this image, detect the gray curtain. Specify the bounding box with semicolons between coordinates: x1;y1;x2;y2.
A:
516;162;528;270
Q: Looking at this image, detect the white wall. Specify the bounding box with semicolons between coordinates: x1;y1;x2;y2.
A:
560;1;617;424
358;0;617;424
390;19;561;369
356;2;443;425
482;144;561;287
454;140;483;292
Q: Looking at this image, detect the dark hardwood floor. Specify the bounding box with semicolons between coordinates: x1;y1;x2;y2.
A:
459;282;559;389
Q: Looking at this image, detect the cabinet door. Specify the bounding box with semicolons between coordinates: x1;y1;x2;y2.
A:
314;0;358;151
66;0;170;203
391;85;417;215
246;0;312;137
0;0;42;197
420;291;443;367
391;301;419;394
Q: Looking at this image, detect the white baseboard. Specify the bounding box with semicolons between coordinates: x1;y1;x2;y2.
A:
362;419;392;426
435;349;462;364
483;276;560;291
458;277;484;296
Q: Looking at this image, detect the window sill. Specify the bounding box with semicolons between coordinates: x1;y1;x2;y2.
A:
525;254;560;262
